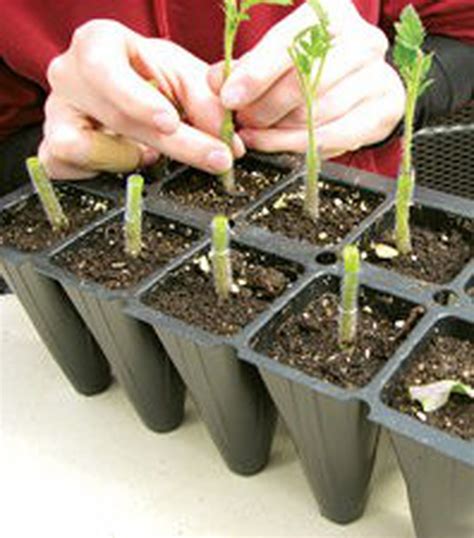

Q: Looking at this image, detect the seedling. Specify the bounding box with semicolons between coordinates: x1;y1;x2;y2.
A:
26;156;69;232
393;5;432;254
410;380;474;413
288;0;332;220
211;214;233;301
124;174;145;258
220;0;293;193
338;244;361;348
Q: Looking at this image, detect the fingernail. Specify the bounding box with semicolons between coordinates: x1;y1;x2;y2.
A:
238;130;252;144
153;111;179;134
141;147;160;166
233;134;246;158
207;149;233;172
222;85;247;108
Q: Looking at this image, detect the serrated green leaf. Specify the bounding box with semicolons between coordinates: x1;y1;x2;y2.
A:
393;42;417;73
307;0;330;28
418;78;433;97
395;5;425;50
421;52;433;78
393;5;428;81
300;40;312;55
393;5;433;98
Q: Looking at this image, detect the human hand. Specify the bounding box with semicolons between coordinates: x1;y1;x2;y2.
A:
40;19;244;179
208;0;406;158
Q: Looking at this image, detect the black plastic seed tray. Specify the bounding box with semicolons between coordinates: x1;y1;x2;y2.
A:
142;152;302;227
3;153;472;537
0;183;116;395
34;204;206;432
121;162;473;535
125;231;307;475
231;173;473;535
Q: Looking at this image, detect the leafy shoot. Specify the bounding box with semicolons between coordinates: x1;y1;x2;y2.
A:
393;5;433;254
288;0;332;220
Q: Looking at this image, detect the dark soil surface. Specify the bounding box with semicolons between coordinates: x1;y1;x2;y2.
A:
249;181;382;247
54;214;200;290
71;173;125;197
364;206;473;284
254;286;425;389
0;187;113;253
247;151;304;171
386;331;474;440
160;158;289;216
143;246;303;336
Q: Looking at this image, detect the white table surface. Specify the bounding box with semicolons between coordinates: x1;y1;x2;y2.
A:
1;294;414;538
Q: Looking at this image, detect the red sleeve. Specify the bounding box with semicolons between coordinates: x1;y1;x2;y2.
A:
0;61;44;140
381;1;474;44
0;0;158;141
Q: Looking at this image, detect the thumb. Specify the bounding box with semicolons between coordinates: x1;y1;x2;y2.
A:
219;37;292;110
207;60;228;96
86;130;147;173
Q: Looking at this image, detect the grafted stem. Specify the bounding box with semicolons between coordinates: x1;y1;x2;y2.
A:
26;156;69;232
211;214;233;301
338;244;361;348
124;174;144;258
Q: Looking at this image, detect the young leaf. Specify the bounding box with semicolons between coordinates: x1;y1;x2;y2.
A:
394;4;425;51
393;5;433;91
409;380;474;413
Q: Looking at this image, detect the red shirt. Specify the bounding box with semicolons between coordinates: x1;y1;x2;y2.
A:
1;0;473;176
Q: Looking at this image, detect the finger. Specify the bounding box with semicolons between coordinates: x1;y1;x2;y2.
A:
87;131;146;172
38;140;97;180
44;97;146;173
207;60;229;95
219;1;366;110
219;12;307;110
139;40;246;159
316;30;387;97
278;60;391;129
316;92;403;154
50;23;180;134
236;68;302;129
150;123;234;174
239;127;307;155
239;93;402;158
230;29;387;128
